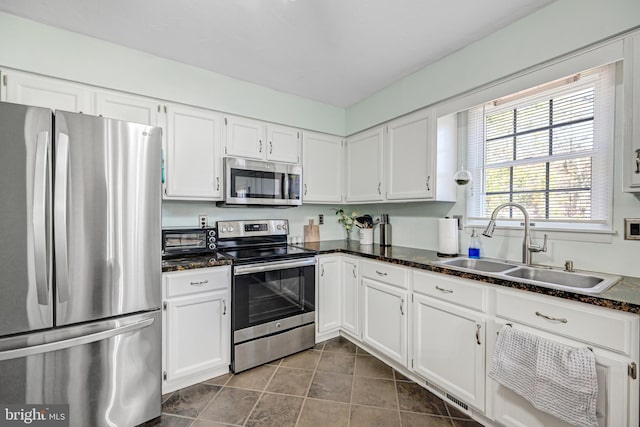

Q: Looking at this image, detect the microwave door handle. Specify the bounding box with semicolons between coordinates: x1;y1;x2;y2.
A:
284;172;290;200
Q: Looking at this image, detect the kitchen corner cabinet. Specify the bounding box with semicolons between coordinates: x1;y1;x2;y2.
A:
302;132;344;203
361;261;408;365
163;104;224;200
340;257;360;337
345;127;385;202
385;111;434;200
1;68;93;113
162;266;231;394
224;115;301;164
316;256;342;336
624;31;640;192
411;270;487;411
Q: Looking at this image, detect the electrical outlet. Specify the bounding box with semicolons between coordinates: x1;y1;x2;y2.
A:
198;215;208;228
318;214;324;225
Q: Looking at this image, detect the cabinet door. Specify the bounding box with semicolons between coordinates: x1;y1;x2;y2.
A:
341;257;359;337
224;116;264;159
267;124;300;163
386;111;433;200
165;289;230;382
346;128;384;202
94;90;160;126
165;104;223;200
302;132;343;203
412;294;485;411
317;256;341;334
490;322;633;427
624;32;640;190
2;69;93;113
362;277;407;364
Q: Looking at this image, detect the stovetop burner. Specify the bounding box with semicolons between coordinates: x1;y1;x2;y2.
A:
216;219;315;264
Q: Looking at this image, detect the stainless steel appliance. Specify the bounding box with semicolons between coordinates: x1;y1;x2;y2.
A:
220;158;302;207
217;219;316;372
0;101;162;427
380;214;392;247
162;227;217;257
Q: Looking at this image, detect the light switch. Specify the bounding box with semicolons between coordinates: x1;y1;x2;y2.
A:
624;218;640;240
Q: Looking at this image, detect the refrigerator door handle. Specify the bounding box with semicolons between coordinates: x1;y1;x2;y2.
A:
54;132;71;302
0;316;154;362
33;131;50;305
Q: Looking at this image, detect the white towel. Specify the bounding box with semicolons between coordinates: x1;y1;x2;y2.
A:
489;325;598;427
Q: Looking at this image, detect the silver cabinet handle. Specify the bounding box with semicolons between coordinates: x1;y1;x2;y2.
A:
222;299;227;315
353;265;357;278
54;132;71;302
375;270;387;276
435;285;453;294
635;149;640;174
269;141;273;154
304;184;307;196
33;131;50;305
259;140;263;153
476;324;481;345
378;182;382;195
426;176;431;191
190;280;208;286
400;299;404;316
216;177;220;191
321;265;325;277
535;311;568;323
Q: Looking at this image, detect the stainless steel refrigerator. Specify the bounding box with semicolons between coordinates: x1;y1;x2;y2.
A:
0;101;162;427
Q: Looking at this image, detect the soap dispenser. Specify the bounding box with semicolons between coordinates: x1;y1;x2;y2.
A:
468;229;481;259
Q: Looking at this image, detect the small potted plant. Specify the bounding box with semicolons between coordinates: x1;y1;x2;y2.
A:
334;208;359;241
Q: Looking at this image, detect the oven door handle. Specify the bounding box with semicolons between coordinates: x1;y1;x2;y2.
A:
234;258;316;275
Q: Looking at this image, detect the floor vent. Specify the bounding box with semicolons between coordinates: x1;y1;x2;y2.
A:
424;380;470;412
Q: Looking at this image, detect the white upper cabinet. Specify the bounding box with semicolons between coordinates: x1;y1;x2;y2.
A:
267;124;300;163
345;127;384;202
386;110;433;200
163;103;223;200
624;31;640;191
1;69;93;114
225;115;301;164
94;90;160;126
302;132;343;203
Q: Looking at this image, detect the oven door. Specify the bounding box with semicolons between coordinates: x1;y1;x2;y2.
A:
223;158;302;206
232;258;315;332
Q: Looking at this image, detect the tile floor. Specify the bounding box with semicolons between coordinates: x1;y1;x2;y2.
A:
145;337;484;427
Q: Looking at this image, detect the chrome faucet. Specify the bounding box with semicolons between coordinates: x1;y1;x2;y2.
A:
482;202;547;265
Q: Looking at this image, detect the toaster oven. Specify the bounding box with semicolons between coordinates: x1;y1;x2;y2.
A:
162;227;217;258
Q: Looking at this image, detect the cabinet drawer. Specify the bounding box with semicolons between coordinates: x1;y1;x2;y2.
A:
360;260;408;289
413;270;486;312
165;267;229;298
495;289;635;355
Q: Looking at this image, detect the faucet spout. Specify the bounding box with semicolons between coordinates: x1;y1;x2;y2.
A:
483;202;539;265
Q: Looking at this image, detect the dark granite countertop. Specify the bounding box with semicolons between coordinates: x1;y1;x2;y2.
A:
162;253;232;272
296;240;640;315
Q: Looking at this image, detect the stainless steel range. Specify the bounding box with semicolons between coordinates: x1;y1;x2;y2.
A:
217;219;316;373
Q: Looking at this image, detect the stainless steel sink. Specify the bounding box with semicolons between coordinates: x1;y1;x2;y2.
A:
438;257;620;295
440;258;517;273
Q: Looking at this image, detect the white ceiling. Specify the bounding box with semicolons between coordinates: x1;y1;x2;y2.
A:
0;0;555;107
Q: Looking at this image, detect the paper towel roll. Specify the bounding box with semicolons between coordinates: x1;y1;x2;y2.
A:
438;218;459;256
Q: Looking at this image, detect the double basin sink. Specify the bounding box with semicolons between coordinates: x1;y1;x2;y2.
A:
438;257;620;295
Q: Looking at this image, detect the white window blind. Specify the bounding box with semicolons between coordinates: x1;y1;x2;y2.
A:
466;63;616;232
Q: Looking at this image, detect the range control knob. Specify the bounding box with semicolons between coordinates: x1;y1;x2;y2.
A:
228;226;234;232
282;223;288;230
276;225;282;230
221;226;228;233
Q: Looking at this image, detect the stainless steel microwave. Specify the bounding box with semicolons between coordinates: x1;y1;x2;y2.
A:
162;227;217;257
220;158;302;207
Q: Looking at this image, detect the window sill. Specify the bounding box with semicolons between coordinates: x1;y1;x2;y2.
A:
464;223;616;244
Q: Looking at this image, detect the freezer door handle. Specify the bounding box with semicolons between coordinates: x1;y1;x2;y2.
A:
0;316;154;362
33;131;50;305
54;132;71;302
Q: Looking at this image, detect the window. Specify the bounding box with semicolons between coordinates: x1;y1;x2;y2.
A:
466;64;616;232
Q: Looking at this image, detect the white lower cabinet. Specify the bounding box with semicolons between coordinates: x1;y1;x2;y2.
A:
341;257;359;337
162;266;230;393
316;256;341;335
412;294;486;411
